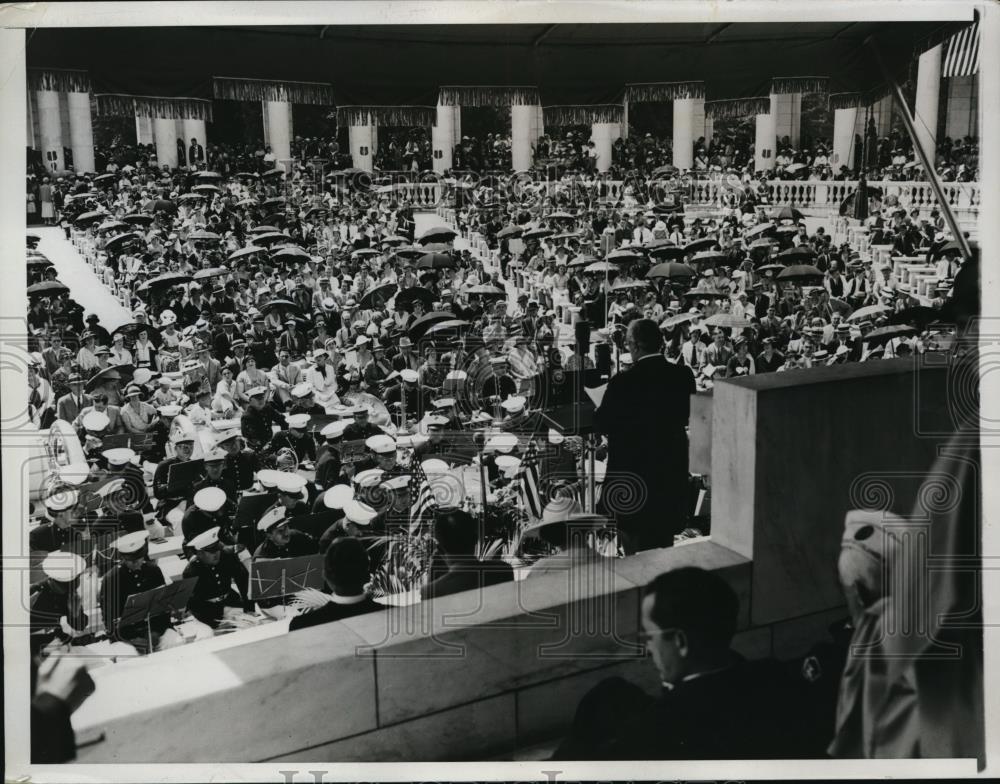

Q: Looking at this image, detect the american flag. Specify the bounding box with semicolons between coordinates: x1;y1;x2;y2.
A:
943;22;979;78
409;461;437;533
516;439;543;520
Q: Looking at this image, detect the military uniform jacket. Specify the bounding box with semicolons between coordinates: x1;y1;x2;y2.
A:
241;404;282;451
30;581;89;653
225;449;259;492
153;456;196;504
252;529;317;559
99;561;169;640
268;430;316;464
182;551;250;626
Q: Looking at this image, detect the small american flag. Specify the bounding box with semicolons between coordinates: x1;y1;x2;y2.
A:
409;460;437;533
943;22;979;78
517;439;543;520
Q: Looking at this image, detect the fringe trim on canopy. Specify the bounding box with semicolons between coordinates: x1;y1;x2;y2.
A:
213;77;336;105
828;83;892;110
542;104;623;126
439;85;540;107
771;76;829;95
96;94;214;121
624;82;704;102
28;68;91;93
705;96;771;119
337;105;436;127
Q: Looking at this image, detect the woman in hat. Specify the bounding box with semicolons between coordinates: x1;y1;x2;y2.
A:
235;354;268;407
75;332;100;376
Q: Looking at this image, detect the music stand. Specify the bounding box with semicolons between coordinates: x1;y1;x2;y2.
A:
339;439;368;465
249;554;326;601
166;459;205;495
234;492;274;529
116;577;198;653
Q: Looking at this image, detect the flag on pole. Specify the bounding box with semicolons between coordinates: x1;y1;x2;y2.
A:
517;440;543;519
943;23;980;78
409;461;436;533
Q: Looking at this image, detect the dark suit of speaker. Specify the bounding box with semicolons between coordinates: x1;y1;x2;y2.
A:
593;354;695;550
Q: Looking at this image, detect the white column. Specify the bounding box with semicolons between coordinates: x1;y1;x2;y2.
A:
452;106;462;149
36;90;64;173
832;106;859;173
914;44;943;164
26;91;37;149
182;118;207;165
153;116;178;169
691;97;707;145
349;118;375;171
265;100;292;168
754;111;776;172
622;100;629;139
433;101;455;173
672;97;695;169
771;92;802;148
590;122;616;172
67;91;95;173
511;103;536;172
135;115;154;145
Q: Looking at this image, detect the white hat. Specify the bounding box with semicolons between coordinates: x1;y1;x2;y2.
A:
159;404;183;417
256;469;284;489
344;499;378;526
548;428;565;445
321;420;350;440
193;486;226;512
470;411;493;425
365;434;396;454
422;414;449;428
354;468;385;488
421;458;450;475
41;551;88;582
431;397;456;409
495;455;522;475
166;506;185;527
57;463;91;487
247;385;268;398
400;369;419;383
103;447;136;466
366;323;379;336
285;412;310;429
276;472;308;495
445;370;468;381
323;484;355;509
133;368;154;386
45;489;79;512
485;433;519;454
312;348;329;360
355;335;371;347
188;526;222;551
256;506;287;532
82;410;110;432
159;309;177;325
291;382;313;398
203;448;227;462
114;530;149;555
501;395;526;413
381;474;411;491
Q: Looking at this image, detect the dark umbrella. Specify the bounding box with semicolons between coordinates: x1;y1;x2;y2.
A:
647;244;687;260
105;232;143;252
744;223;776;240
651;164;679;177
684;238;720;254
392;246;427;260
262;197;286;209
522;227;554;241
85;367;126;395
423;320;472;340
260;299;305;318
464;284;506;298
777;246;817;263
889;306;946;330
409;311;457;341
98;219;130;233
249;225;280;234
748;238;776;252
396;287;436;313
178;193;206;202
416;253;456;270
192;267;230;282
262;168;284;179
647;262;696;280
774;206;804;223
930;239;964;260
93;173;116;185
135;272;192;294
777;264;824;283
359;283;398;310
690;250;728;266
567;254;599;268
380;235;409;246
250;232;289;246
194;171;222;180
756;263;786;277
228;246;267;262
496;224;523;239
304;207;329;220
188;229;221;242
417;226;458;244
122;213;154;226
262;212;286;225
271;245;311;261
27;280;69;297
111;322;163;348
73;211;106;226
351;248;381;259
144;199;176;214
865;324;917;347
606;249;645;265
27;256;53;268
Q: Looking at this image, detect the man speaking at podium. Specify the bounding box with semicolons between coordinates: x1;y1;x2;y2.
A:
595;319;695;553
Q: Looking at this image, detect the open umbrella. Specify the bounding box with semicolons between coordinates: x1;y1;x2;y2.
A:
418;226;458;244
416;253;456;270
744;222;775;240
261;168;285;179
422;319;472;340
105;232;143;252
606;249;645;265
233;171;260;179
464;284;506;298
777;246;816;263
395;287;436;312
407;310;454;340
660;312;699;329
249;225;280;235
522;227;554;241
567;254;599;268
647;262;696;280
784;163;808;175
191;184;220;195
865;324;917;347
188;229;221;242
548;210;575;220
120;213;154;227
748;238;776;252
304;207;329;220
262;197;286;209
250;232;289;246
93;173;116;185
847;304;892;323
651;164;679;177
111;322;162;348
551;231;580;241
776;264;824;283
271;245;311;261
178;193;206;202
27;280;69;297
144;199;176;214
889;306;946;330
27;256;53;269
84;367;126;395
135;272;192;294
690;250;728;267
496;224;523;239
611;280;648;292
774;206;804;223
194;171;222;180
684;238;720;254
351;248;381;259
704;313;751;329
584;261;617;274
775;224;800;235
647;244;687;260
228;246;267;262
97;219;129;233
192;267;230;282
359;283;398;310
391;245;427;260
260;299;304;318
756;264;785;277
380;235;409;246
73;210;106;226
930;239;965;260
